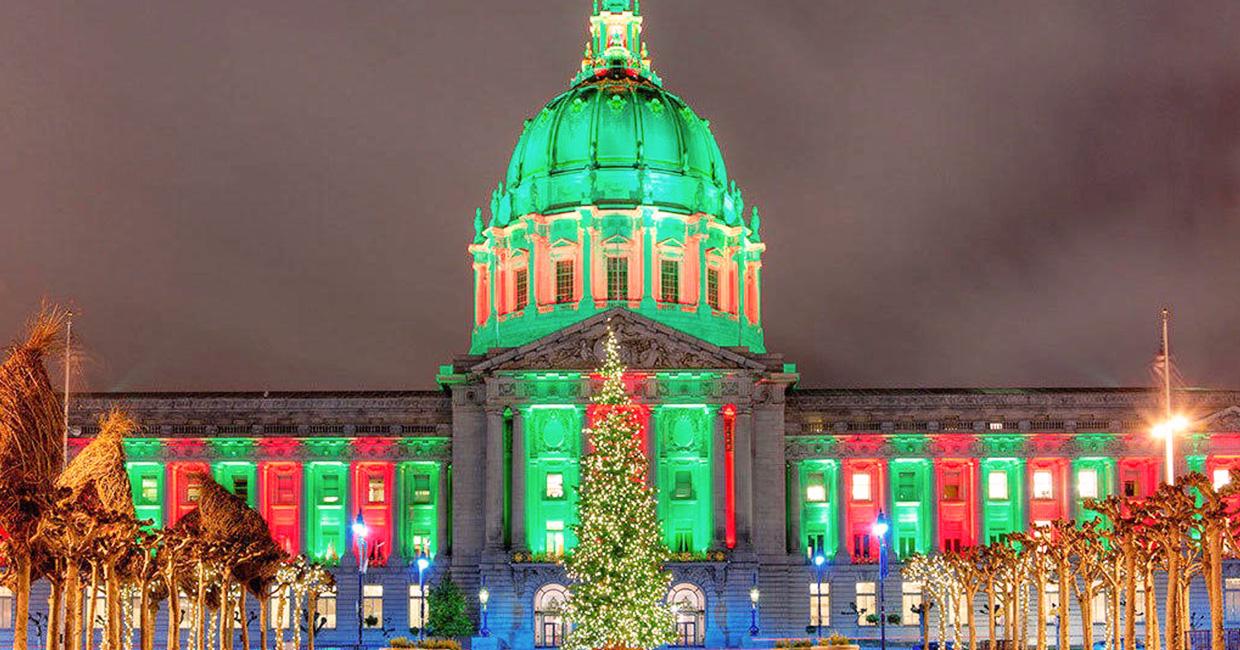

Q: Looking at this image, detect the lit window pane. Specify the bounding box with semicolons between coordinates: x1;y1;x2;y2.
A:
805;472;826;503
1078;469;1098;499
368;477;385;503
851;473;872;502
988;471;1009;500
1215;469;1232;490
546;473;565;499
363;585;384;628
1033;470;1054;499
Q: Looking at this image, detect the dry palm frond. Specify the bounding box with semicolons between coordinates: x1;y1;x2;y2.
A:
56;409;135;517
0;303;68;540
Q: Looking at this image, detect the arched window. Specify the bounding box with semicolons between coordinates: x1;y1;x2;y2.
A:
534;583;570;648
667;583;706;647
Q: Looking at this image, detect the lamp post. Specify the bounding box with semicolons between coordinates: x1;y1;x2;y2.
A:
416;550;431;641
812;547;826;640
748;573;760;636
479;577;491;637
873;511;891;650
352;513;369;650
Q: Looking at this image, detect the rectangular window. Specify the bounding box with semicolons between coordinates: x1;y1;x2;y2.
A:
1215;469;1232;490
1123;479;1138;498
988;471;1009;501
547;521;566;556
362;584;384;628
322;473;341;503
673;529;693;553
660;260;680;303
851;473;872;502
707;267;721;311
232;476;250;502
1045;582;1060;613
942;470;963;502
555;260;575;304
1134;579;1147;621
895;471;917;502
546;473;565;500
0;587;13;629
186;480;202;503
269;590;292;630
1225;579;1240;623
316;587;337;630
901;582;923;627
413;475;432;504
809;582;830;628
515;268;530;311
1033;470;1054;500
673;471;694;500
856;582;877;626
606;257;628;301
1078;469;1099;499
140;476;159;504
408;584;426;631
805;472;827;503
368;477;385;504
179;592;194;629
275;474;295;505
411;533;431;556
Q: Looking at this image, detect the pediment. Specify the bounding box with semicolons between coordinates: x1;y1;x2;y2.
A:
469;309;770;373
1201;406;1240;432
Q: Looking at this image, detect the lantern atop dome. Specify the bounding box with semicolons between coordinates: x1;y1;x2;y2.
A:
573;0;661;87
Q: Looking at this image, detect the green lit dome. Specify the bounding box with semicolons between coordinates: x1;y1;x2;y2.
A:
496;76;740;223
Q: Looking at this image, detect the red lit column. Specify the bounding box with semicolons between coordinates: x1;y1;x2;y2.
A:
259;461;303;555
720;405;737;549
352;461;395;565
934;458;978;551
167;461;210;525
1027;458;1070;526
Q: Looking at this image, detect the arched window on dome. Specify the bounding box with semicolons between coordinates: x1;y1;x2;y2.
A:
703;248;737;316
667;583;706;647
534;583;570;648
595;234;638;304
655;239;691;307
498;248;530;316
537;238;583;307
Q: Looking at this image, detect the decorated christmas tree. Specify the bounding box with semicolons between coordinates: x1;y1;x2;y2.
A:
564;332;676;650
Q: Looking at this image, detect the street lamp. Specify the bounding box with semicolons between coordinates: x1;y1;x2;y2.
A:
812;547;827;640
873;511;891;650
1152;415;1190;485
416;549;432;641
748;573;760;636
353;513;369;650
478;577;491;637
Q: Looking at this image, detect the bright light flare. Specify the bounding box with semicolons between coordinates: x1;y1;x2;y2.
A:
1152;415;1191;438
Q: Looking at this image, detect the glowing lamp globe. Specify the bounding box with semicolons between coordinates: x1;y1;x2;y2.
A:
352;514;368;539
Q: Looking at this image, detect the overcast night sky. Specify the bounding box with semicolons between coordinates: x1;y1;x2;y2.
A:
2;1;1238;392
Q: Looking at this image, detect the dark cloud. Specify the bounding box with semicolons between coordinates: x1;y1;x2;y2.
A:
1;0;1238;391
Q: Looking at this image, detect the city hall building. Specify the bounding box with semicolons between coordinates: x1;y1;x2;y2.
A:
10;2;1240;648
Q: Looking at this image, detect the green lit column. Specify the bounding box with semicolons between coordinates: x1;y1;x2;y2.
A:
511;408;527;552
711;408;726;548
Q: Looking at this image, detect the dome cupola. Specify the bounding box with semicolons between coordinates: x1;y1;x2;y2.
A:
469;2;766;356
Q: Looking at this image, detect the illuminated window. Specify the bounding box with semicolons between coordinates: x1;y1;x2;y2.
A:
269;589;292;630
988;471;1009;501
178;592;194;629
942;470;962;502
413;475;432;504
707;267;721;311
851;473;872;502
673;471;694;500
140;476;159;504
321;473;341;503
316;587;337;629
1225;578;1240;623
0;587;13;629
1215;469;1232;490
901;582;923;627
805;472;827;503
1123;479;1139;498
408;584;426;631
546;521;565;556
895;471;917;502
606;257;628;301
535;584;570;648
809;582;830;627
410;533;431;556
1045;582;1060;613
1033;470;1054;500
514;268;529;311
186;480;202;503
673;529;693;553
660;260;680;303
368;477;386;504
275;474;295;505
989;422;1004;431
1078;469;1099;499
362;584;384;628
856;582;877;626
1134;578;1147;621
232;476;250;502
546;473;565;500
555;260;575;304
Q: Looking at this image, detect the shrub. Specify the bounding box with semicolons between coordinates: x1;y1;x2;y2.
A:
427;576;474;638
389;638;416;648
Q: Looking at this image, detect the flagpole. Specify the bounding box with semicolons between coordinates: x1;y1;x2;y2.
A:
63;310;72;469
1162;308;1174;484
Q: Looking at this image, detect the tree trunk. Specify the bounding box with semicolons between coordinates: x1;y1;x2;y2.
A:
1166;548;1181;650
1079;587;1095;650
65;561;83;650
1124;547;1136;650
1146;562;1161;650
106;563;122;650
1112;586;1122;650
1058;567;1070;650
238;589;249;650
47;577;62;650
1208;531;1224;650
84;564;100;650
1036;568;1047;650
986;581;997;650
966;595;976;650
14;553;31;650
140;587;154;650
258;597;268;650
218;584;229;650
307;594;317;650
196;562;206;650
165;573;180;650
